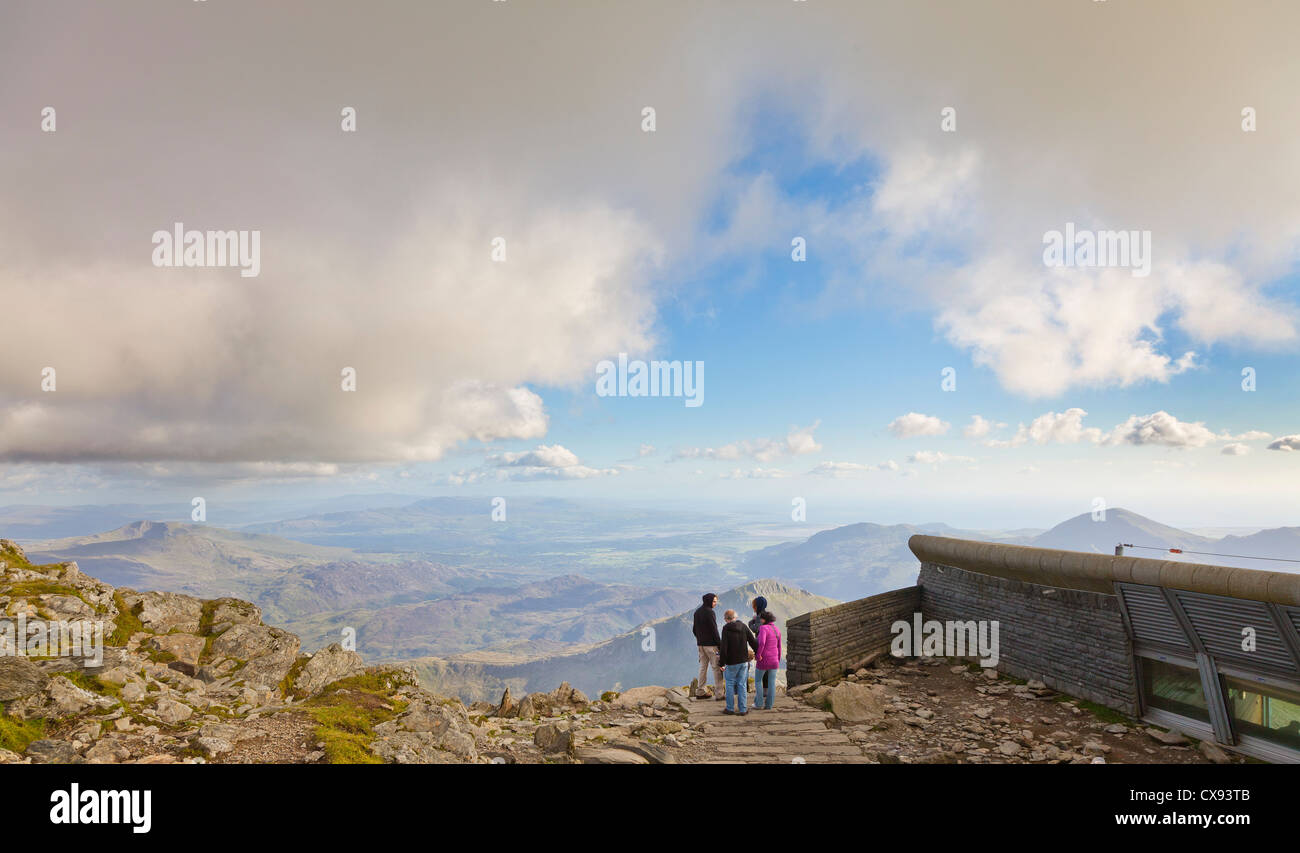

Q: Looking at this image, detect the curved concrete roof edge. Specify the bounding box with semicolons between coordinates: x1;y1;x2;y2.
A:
908;534;1300;608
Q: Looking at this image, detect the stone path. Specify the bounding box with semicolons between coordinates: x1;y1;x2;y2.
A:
683;693;871;764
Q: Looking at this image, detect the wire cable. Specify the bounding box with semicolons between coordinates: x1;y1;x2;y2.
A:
1120;542;1300;565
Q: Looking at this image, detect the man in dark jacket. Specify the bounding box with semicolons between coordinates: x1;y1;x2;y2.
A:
692;593;724;699
719;609;758;715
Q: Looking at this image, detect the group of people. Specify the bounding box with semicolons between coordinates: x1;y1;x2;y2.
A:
691;592;782;715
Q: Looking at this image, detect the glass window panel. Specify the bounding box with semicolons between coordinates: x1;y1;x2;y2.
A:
1141;658;1210;723
1224;676;1300;751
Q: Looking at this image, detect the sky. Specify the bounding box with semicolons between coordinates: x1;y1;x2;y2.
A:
1;1;1299;529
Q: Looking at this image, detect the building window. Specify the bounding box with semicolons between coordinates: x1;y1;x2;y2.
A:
1224;677;1300;751
1142;658;1210;722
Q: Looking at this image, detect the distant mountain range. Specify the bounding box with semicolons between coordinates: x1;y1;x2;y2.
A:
22;521;484;629
407;579;839;702
737;521;964;601
286;574;699;660
9;502;1299;701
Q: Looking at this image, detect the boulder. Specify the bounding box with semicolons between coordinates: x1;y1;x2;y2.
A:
204;598;263;633
534;722;573;754
84;738;132;764
194;736;234;758
494;687;517;718
1146;727;1189;746
36;594;95;621
1199;739;1233;764
122;590;204;634
294;644;366;695
151;697;193;725
806;685;834;709
516;693;554;718
604;738;675;764
575;746;650;764
10;676;115;719
144;633;205;666
827;681;887;723
548;681;590;709
0;656;48;701
25;738;83;764
208;624;300;689
610;685;675;710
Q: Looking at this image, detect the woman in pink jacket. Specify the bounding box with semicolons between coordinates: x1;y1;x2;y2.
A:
753;610;781;710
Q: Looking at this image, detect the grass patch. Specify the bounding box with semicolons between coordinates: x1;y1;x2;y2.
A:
142;647;177;664
301;672;412;764
2;580;80;598
0;706;46;754
198;600;219;636
107;593;146;646
0;542;34;571
49;670;122;699
278;655;310;699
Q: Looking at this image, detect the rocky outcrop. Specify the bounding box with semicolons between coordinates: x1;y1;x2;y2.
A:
292;643;366;696
120;590;204;634
0;537;706;765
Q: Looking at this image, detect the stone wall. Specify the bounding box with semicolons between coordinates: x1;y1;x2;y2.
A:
786;586;920;686
918;562;1139;715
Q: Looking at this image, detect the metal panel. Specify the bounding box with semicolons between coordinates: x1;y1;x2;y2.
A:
1175;590;1297;674
1268;603;1300;669
1117;584;1191;650
1196;653;1236;745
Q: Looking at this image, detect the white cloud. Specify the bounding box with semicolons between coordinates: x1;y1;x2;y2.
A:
807;460;899;478
5;1;1300;479
719;467;789;480
963;415;1003;439
908;451;975;464
1221;443;1250;456
489;444;580;469
451;444;620;483
1267;435;1300;452
1219;430;1272;442
985;409;1267;451
888;412;950;438
637;443;656;458
988;408;1102;448
1104;411;1217;448
871;149;980;235
674;422;822;463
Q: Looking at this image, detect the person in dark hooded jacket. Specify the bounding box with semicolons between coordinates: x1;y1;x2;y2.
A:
692;592;724;699
746;595;768;699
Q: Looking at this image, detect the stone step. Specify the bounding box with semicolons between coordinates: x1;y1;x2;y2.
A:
713;744;865;756
706;734;853;744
